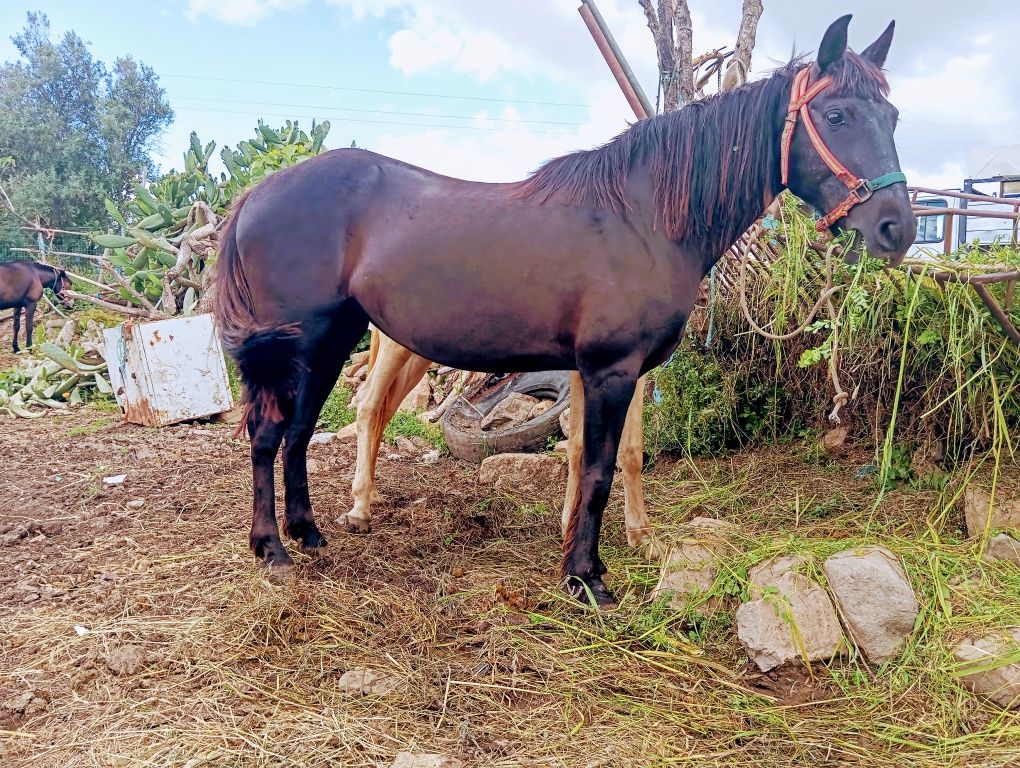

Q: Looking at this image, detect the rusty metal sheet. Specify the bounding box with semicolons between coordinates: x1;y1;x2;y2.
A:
104;313;233;427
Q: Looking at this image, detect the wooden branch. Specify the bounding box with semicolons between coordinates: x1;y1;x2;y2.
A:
671;0;695;105
728;0;763;89
973;284;1020;345
98;260;157;314
61;290;151;318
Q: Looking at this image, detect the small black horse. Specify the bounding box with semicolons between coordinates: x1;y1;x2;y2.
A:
215;15;916;606
0;260;71;353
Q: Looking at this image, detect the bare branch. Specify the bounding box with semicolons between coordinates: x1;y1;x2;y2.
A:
726;0;764;90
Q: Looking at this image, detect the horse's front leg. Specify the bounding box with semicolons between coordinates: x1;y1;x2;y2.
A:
347;342;418;532
24;302;36;350
11;306;21;353
562;362;638;607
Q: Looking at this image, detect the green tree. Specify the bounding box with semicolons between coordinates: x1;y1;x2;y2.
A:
0;12;173;229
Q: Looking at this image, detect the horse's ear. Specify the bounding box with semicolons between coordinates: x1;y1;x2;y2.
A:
861;21;895;69
818;14;852;72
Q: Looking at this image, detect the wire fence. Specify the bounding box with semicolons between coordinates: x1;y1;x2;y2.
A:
0;226;102;278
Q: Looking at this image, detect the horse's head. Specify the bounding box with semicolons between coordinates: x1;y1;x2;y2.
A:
783;15;916;266
57;269;71;293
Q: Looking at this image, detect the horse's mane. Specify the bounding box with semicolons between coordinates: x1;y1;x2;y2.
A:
513;52;888;256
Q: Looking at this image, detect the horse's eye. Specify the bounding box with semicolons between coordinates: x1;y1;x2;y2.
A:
825;110;844;126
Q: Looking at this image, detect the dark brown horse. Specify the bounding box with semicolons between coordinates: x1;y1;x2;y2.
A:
214;16;916;606
0;260;70;353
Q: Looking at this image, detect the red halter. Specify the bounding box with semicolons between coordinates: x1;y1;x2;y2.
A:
780;67;904;232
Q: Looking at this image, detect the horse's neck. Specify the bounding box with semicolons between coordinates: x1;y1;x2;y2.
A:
33;264;56;287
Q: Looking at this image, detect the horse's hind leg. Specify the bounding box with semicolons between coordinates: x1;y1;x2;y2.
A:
619;378;658;553
347;338;424;532
282;308;370;551
11;306;21;353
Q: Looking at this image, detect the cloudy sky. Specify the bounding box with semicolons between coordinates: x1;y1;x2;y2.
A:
3;1;1018;190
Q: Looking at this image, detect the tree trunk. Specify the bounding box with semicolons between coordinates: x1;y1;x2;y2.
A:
725;0;764;90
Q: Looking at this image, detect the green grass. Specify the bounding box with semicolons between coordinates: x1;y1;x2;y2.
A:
383;409;445;449
317;383;357;431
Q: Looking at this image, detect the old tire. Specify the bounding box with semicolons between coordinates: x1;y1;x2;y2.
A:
441;371;571;463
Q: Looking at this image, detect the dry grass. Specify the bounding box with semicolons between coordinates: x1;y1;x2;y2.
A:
1;409;1020;767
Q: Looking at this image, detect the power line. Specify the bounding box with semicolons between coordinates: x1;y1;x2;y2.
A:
172;107;576;135
169;95;584;127
163;73;591;109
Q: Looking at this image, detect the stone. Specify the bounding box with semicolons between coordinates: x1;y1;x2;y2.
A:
477;453;566;496
747;554;812;600
954;628;1020;708
559;407;570;438
395;436;430;453
649;517;739;609
4;690;34;713
306;458;324;474
527;399;554;420
985;533;1020;565
338;667;400;696
126;498;145;509
398;375;432;413
821;425;848;451
308;432;336;446
421;449;441;464
480;393;542;431
390;753;464;768
823;547;918;663
553;440;569;453
964;488;1020;538
105;644;146;676
337;423;359;443
736;572;844;672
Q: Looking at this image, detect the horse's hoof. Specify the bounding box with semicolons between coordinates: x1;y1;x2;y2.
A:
564;575;617;609
341;513;372;534
285;518;327;551
253;536;294;568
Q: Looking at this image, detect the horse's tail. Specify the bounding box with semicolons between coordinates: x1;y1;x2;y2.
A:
214;189;302;431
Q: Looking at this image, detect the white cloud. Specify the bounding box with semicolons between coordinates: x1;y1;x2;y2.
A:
368;89;633;184
184;0;305;26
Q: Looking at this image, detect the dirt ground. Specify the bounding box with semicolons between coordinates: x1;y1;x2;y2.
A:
1;385;1019;766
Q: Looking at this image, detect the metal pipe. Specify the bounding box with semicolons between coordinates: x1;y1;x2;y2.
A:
578;0;653;120
908;185;1020;207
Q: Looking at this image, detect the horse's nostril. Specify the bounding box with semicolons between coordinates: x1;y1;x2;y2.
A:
878;218;902;250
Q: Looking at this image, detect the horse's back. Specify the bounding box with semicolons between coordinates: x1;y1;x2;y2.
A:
0;261;38;307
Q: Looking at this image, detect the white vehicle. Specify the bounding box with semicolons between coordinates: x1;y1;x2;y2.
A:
907;144;1020;260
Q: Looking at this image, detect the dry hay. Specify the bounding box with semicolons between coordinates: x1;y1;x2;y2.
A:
1;409;1020;767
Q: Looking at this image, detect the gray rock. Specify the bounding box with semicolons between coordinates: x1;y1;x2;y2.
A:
308;432;336;446
747;554;811;599
559;407;570;438
823;547;918;663
338;667;400;697
478;453;566;496
965;488;1020;538
737;553;842;671
736;574;844;672
337;422;359;443
553;440;569;453
390;753;464;768
420;449;441;464
954;627;1020;708
985;533;1020;565
481;393;542;431
650;517;738;609
105;644;146;676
